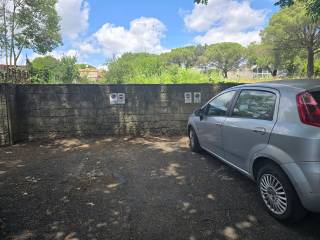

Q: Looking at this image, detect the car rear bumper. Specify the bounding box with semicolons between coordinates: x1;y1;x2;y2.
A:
282;162;320;213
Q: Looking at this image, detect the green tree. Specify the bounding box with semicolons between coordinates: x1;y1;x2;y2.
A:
29;55;79;83
30;56;60;83
246;42;301;76
194;0;208;4
59;56;79;83
261;3;320;77
162;45;205;68
195;0;320;20
247;43;276;76
0;0;61;66
104;52;221;84
275;0;320;20
163;47;193;68
0;0;10;65
196;0;320;21
293;57;320;76
105;57;134;84
204;42;245;78
106;53;166;84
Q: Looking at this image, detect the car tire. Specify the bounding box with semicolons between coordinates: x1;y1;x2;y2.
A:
257;163;307;222
189;128;202;153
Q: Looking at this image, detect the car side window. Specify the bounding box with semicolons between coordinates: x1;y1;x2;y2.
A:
206;91;236;117
232;90;276;121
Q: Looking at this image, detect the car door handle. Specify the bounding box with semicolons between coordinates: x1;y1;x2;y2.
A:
253;127;266;135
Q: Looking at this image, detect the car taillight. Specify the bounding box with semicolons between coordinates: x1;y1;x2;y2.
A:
297;91;320;127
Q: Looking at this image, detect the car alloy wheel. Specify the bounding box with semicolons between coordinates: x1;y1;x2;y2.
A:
259;174;288;215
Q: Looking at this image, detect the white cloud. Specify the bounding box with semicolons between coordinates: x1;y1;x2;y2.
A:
21;17;167;66
78;42;99;54
56;0;89;39
28;49;79;62
65;49;79;58
184;0;267;46
44;49;79;59
87;17;167;57
195;28;261;46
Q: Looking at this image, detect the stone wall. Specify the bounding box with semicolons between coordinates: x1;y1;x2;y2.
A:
1;83;237;144
0;85;10;146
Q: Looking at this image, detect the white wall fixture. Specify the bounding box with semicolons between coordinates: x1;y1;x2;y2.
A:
184;92;192;104
194;92;201;104
117;93;126;105
110;93;118;105
110;93;126;105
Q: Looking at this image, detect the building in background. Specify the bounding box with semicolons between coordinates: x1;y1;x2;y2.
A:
79;66;103;82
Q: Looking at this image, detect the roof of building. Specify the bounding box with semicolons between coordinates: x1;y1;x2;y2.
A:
79;68;99;72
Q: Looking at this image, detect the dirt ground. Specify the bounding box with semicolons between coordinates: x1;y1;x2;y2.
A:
0;136;319;240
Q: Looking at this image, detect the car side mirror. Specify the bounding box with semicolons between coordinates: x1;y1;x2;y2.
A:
194;108;205;120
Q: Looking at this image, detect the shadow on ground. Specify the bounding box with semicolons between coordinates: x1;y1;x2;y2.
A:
0;136;319;240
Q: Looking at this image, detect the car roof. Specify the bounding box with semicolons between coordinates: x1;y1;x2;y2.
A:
231;79;320;92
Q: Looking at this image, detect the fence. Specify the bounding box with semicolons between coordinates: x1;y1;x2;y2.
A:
0;65;29;84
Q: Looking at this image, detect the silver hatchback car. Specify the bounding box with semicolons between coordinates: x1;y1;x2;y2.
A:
188;80;320;222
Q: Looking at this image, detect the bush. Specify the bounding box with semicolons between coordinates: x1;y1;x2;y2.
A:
29;56;79;83
104;53;226;84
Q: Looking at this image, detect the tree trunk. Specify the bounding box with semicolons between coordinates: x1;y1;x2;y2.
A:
14;47;22;66
222;69;228;78
271;69;278;77
10;1;16;66
307;47;314;78
3;2;8;65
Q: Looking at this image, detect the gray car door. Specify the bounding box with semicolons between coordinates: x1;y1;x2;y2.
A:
196;91;236;158
222;88;279;171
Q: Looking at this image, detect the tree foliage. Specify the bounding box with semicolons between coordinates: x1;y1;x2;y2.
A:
275;0;320;20
247;43;277;72
275;0;294;8
196;0;320;21
106;53;166;84
261;3;320;77
162;45;205;68
29;56;79;83
0;0;62;66
29;55;60;83
60;56;79;83
194;0;208;4
105;52;224;84
8;0;318;83
246;42;301;76
204;42;245;78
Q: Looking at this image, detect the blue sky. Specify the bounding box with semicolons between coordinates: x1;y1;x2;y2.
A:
28;0;279;67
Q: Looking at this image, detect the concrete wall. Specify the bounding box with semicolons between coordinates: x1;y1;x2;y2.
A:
0;83;237;145
0;85;10;146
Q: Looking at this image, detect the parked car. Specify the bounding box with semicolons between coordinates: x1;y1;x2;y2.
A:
188;80;320;222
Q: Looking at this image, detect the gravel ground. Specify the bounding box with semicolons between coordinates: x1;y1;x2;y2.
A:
0;136;319;240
